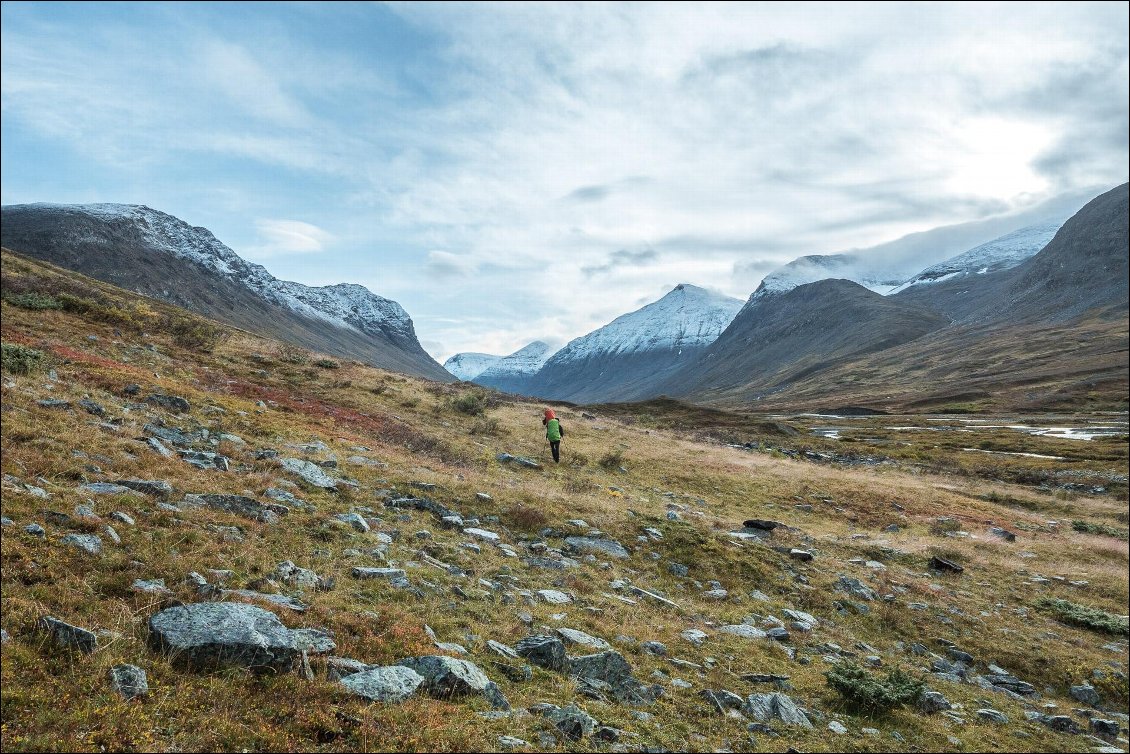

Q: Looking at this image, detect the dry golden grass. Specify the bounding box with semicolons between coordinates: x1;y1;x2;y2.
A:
1;252;1127;753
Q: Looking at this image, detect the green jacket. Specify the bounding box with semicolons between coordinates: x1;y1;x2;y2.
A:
545;418;563;442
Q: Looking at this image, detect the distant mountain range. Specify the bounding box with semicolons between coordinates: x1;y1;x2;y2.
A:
0;203;451;381
472;341;555;394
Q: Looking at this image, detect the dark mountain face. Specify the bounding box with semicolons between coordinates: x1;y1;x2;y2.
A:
893;183;1129;324
0;203;452;381
661;279;949;402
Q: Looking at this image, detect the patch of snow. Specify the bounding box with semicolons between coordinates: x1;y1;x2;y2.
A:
444;352;503;381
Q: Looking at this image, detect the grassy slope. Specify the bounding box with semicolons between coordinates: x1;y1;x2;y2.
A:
1;251;1127;753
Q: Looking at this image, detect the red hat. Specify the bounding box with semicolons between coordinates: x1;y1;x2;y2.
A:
544;408;556;420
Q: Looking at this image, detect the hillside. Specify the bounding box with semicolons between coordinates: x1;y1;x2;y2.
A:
2;247;1127;754
0;204;451;382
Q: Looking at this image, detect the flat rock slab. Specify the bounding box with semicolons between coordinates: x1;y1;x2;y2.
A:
557;628;611;651
564;536;629;559
222;589;308;613
113;479;174;497
340;665;424;702
60;533;103;555
463;527;501;543
537;589;573;604
744;692;813;728
352;567;406;580
567;650;658;705
397;655;509;709
496;453;542;469
280;458;338;489
148;603;298;673
719;624;767;640
515;635;568;671
930;556;964;573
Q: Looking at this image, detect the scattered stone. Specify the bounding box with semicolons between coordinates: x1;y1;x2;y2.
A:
37;399;72;409
39;616;98;653
496;453;542;469
148;603;298;673
147;394;190;412
143;437;175;457
743;692;813;728
109;511;136;526
537;589;573;604
60;533;102;555
464;527;501;543
79;482;136;496
743;519;782;531
641;641;667;656
976;709;1008;724
24;523;45;538
115;479;174;497
182;494;279;524
397;655;509;709
1090;718;1121;739
930;556;964;574
789;549;814;562
109;664;148;700
132;579;172;595
515;635;568;671
1037;714;1081;734
1070;682;1101;706
719;624;767;640
334;512;370;532
178;450;230;471
567;650;660;705
682;629;709;645
828;721;848;734
340;665;425;702
989;527;1016;542
78;398;106;416
543;704;598;740
280;458;338;489
274;561;320;589
557;628;611;651
836;575;876;601
564;536;629;559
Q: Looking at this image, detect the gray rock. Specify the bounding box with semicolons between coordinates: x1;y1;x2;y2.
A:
397;655;509;709
142;423;196;447
557;628;612;651
497;735;529;749
463;527;501;543
564;536;629;559
743;519;782;531
340;665;424;702
1070;682;1101;706
1037;714;1081;734
567;650;659;705
976;709;1008;724
60;533;102;555
544;704;598;740
681;628;709;645
110;511;136;526
24;523;46;538
743;692;813;728
182;493;280;524
789;549;814;562
930;556;964;573
221;589;309;612
828;720;848;734
1090;718;1121;739
326;657;372;681
495;453;541;469
668;563;689;577
39;616;98;653
292;628;336;654
334;512;370;532
514;635;568;671
147;394;190;412
274;561;320;588
641;641;668;656
132;579;172;595
178;450;230;471
919;690;952;713
720;624;767;640
536;589;572;604
280;458;338;489
113;479;173;497
144;437;175;457
109;664;148;700
147;603;298;673
836;574;876;601
352;567;406;581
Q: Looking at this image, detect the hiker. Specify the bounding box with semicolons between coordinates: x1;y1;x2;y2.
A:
543;408;565;463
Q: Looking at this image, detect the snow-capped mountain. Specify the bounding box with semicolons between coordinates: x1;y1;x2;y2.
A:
752;254;909;300
472;341;555;394
0;203;450;380
525;284;743;403
888;219;1063;294
443;352;503;381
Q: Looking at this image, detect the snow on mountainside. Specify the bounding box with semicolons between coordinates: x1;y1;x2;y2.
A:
443;352;503;381
888;219;1064;294
477;341;554;380
21;203;415;341
547;284;743;364
752;254;910;301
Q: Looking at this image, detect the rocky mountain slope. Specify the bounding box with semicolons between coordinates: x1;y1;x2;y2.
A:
0;203;451;381
525;284;743;403
1;249;1126;753
472;341;555;395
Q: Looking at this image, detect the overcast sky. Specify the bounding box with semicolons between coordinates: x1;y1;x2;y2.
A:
2;2;1127;362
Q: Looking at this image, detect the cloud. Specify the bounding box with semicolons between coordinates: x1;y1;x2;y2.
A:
242;219;333;259
424;250;479;280
581;248;659;277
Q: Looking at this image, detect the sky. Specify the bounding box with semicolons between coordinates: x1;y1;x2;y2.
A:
2;2;1128;363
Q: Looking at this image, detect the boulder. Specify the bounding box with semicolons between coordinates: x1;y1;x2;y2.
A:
557;628;611;651
280;458;338;489
564;536;629;559
567;650;659;705
340;665;425;702
743;692;812;728
60;533;103;555
38;616;98;654
514;635;568;671
147;603;298;673
109;664;148;700
397;655;509;709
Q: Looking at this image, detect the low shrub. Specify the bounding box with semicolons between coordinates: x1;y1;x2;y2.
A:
1038;598;1129;637
597;450;624;470
276;342;309;364
451;391;493;417
1;343;47;375
162;316;232;352
470;416;500;436
825;661;925;715
1071;520;1129;540
2;291;63;310
313;358;340;369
